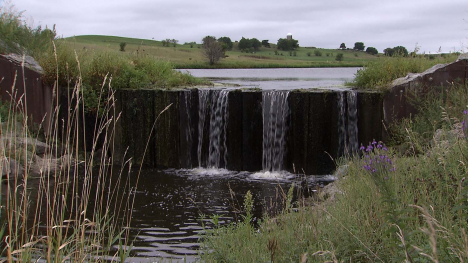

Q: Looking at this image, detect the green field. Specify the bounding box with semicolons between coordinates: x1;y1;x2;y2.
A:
62;35;381;68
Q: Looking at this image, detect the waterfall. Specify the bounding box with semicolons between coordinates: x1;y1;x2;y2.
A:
337;90;359;156
346;90;359;154
183;90;193;167
337;91;347;156
262;91;290;172
197;90;209;167
207;90;229;168
196;89;229;169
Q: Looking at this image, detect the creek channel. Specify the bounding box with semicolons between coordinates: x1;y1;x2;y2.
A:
111;67;365;261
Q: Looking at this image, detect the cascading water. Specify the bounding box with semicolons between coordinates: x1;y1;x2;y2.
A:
196;89;229;169
197;90;209;167
207;90;229;168
183;90;194;167
337;90;359;156
262;91;290;172
346;90;358;154
337;91;347;156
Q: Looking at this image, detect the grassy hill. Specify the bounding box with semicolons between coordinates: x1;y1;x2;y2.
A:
62;35;381;68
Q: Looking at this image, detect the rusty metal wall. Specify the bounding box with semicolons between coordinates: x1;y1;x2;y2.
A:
0;55;54;133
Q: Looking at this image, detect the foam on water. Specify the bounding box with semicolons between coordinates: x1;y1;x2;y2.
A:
250;170;295;181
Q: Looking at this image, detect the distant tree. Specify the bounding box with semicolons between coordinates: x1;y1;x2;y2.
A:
162;39;171;47
119;42;126;52
277;38;299;51
171;39;178;47
202;36;224;65
384;47;394;56
218;36;233;50
365;47;378;55
251;38;261;51
393;46;409;56
335;53;344;61
238;37;251;51
314;50;322;56
187;41;196;48
353;42;365;51
262;40;270;48
340;43;346;49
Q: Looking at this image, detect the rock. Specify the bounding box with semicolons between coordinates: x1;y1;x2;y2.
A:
457;53;468;61
391;63;448;87
0;136;49;155
3;53;43;74
0;157;24;177
30;154;75;176
432;123;465;150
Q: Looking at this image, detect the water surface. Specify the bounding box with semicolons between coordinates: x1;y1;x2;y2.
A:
119;168;333;262
180;68;360;90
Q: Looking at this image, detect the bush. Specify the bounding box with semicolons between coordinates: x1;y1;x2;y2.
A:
352;54;458;89
314;50;322;56
119;42;126;51
0;4;55;57
335;53;344;61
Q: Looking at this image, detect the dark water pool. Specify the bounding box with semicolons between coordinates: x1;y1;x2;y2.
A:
117;168;334;262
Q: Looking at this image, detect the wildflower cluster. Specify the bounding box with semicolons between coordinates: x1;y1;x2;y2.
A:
462;109;468;138
360;140;395;177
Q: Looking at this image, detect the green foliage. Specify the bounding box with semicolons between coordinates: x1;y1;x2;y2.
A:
201;83;468;262
353;42;365;51
340;42;346;49
352;54;457;89
238;37;250;51
218;36;233;51
366;46;378;55
314;50;322;56
238;37;261;52
202;35;224;65
0;4;56;57
119;42;126;51
261;40;270;48
384;46;409;57
251;38;261;51
276;38;299;51
335;53;344;61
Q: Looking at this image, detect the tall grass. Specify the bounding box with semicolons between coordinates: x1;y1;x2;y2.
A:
352;54;459;89
0;56;138;261
200;82;468;262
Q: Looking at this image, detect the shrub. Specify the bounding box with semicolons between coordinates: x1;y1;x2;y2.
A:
119;42;126;51
314;50;322;56
0;4;55;57
352;54;458;89
335;53;344;61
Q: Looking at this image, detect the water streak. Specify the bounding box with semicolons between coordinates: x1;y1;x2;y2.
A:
197;89;229;169
262;91;290;172
337;90;359;156
207;90;229;168
346;90;359;154
197;90;209;167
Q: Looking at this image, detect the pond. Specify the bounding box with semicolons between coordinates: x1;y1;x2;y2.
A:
179;67;360;90
117;168;334;262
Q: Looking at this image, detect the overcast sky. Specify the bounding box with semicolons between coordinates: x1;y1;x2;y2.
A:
4;0;468;54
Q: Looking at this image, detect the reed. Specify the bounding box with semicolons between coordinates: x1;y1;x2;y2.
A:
0;55;138;261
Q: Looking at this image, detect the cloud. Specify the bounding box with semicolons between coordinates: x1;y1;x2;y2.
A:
7;0;468;53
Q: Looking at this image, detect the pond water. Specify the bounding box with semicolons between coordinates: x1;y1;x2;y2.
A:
117;168;334;262
179;67;360;90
